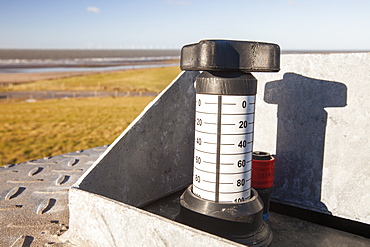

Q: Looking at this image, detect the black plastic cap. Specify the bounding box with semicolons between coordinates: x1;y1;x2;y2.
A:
180;39;280;72
253;151;271;160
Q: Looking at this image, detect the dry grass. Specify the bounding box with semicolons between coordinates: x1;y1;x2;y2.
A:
0;66;183;166
1;66;181;92
0;96;156;166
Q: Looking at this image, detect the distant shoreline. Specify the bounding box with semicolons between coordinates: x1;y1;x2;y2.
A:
0;49;180;60
0;61;179;84
0;48;367;59
1;49;369;84
0;58;179;72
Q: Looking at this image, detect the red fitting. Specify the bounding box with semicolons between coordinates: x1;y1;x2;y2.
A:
252;152;275;189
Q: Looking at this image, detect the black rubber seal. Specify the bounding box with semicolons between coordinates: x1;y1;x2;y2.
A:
196;71;257;95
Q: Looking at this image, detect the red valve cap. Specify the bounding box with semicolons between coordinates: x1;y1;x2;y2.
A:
252;152;275;189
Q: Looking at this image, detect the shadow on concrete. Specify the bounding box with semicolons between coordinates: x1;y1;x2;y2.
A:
264;73;347;213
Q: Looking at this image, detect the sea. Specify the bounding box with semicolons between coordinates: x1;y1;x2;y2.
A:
1;49;366;74
0;49;181;74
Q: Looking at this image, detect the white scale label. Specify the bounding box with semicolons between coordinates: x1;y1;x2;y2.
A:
193;94;255;203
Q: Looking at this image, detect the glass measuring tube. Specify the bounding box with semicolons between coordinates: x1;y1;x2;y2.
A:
192;93;255;203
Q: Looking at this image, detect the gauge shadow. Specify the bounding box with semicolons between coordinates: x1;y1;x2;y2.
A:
264;73;347;213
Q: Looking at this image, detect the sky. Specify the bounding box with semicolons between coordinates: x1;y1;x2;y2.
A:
0;0;369;51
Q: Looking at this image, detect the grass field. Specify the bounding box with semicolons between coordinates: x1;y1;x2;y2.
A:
2;66;181;92
0;96;156;166
0;66;181;166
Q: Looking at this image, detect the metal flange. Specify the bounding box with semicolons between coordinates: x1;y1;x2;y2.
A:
178;186;273;246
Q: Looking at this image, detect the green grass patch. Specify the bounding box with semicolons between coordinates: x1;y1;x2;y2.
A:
0;96;156;166
3;66;181;92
